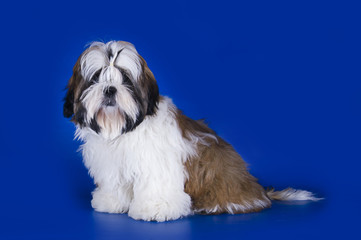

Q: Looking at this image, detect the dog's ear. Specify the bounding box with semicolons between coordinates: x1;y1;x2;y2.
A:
139;55;159;116
63;58;82;118
63;85;74;118
144;67;159;115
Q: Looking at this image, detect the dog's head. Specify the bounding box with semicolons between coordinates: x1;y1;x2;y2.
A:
63;41;159;139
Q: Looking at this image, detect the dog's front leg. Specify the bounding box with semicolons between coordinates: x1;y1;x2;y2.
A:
91;182;133;214
128;176;192;222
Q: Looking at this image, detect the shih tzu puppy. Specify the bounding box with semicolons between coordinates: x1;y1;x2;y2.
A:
63;41;320;222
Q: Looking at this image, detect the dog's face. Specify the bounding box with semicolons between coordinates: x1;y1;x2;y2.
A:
63;41;159;139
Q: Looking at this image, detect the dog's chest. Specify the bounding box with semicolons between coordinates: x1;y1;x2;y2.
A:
81;100;197;183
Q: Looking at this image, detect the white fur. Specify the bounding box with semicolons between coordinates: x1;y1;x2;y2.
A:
77;98;198;221
81;41;141;82
267;188;323;201
195;198;270;214
79;41;141;140
226;199;270;214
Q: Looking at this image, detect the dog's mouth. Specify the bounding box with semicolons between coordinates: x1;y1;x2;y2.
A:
103;98;117;107
95;106;125;139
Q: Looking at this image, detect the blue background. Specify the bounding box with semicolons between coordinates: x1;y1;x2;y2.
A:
0;0;360;239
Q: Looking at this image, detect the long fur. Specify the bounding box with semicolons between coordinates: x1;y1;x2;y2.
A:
77;98;195;221
267;188;323;201
64;41;321;222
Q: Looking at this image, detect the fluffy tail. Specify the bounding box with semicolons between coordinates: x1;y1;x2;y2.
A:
266;187;323;201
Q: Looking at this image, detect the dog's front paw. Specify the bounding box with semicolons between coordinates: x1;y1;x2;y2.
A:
128;194;192;222
91;189;129;214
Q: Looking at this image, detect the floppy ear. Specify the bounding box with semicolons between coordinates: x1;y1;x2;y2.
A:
144;67;159;115
63;84;74;118
138;55;159;116
63;58;82;118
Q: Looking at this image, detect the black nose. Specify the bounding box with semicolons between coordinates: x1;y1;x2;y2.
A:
104;86;117;97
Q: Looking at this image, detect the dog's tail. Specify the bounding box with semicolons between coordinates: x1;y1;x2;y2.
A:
266;187;323;201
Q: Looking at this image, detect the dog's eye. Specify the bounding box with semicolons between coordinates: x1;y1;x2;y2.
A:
120;69;132;87
90;70;101;84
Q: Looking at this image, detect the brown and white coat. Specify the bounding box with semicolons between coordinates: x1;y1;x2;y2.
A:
64;41;320;222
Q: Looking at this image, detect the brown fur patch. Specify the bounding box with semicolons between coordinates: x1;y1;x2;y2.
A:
64;48;92;122
176;110;271;214
137;54;159;115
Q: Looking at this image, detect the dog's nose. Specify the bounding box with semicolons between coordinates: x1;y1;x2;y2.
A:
104;86;117;97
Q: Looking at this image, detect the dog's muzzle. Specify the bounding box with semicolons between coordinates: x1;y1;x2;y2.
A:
104;86;117;106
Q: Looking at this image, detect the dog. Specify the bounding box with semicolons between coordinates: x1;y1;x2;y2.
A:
63;41;320;222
